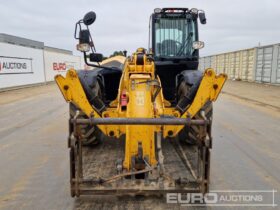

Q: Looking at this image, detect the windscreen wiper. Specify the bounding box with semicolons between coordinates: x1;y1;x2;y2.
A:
176;32;193;56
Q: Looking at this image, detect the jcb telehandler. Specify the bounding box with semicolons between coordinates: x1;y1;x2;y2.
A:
55;8;227;196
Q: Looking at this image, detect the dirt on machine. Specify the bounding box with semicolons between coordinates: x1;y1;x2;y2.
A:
55;8;227;197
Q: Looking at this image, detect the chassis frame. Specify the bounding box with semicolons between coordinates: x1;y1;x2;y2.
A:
68;116;212;197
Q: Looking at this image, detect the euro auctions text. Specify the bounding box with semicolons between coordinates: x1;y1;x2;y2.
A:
166;190;278;207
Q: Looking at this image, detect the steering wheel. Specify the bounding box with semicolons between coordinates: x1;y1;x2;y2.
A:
161;40;182;55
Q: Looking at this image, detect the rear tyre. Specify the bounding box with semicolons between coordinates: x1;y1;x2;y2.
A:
69;103;102;146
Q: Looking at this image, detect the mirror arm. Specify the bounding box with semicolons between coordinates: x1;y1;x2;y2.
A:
86;26;96;52
74;20;83;39
83;52;119;71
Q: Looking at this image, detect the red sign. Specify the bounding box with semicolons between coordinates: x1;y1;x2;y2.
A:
53;62;66;71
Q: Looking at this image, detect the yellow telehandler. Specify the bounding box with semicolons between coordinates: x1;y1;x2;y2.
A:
55;8;227;197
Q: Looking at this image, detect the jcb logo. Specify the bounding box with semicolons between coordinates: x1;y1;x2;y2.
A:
53;62;66;71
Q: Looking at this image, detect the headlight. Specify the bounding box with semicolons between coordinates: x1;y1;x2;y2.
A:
190;8;199;14
76;43;90;52
192;41;205;49
154;8;162;13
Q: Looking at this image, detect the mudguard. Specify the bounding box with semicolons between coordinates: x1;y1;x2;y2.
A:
77;70;105;113
77;68;122;110
176;70;203;113
177;70;203;86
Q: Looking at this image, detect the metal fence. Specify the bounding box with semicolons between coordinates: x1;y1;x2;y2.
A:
199;43;280;84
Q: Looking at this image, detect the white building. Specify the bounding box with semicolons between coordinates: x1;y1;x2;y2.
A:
0;34;82;90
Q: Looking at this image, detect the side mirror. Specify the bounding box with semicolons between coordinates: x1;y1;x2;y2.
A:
76;30;91;52
90;53;103;62
83;11;96;26
199;12;206;24
79;30;90;44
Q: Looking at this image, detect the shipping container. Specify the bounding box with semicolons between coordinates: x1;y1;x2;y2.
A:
255;46;274;83
276;45;280;83
210;55;217;71
235;51;242;80
198;57;204;71
204;56;211;70
197;43;280;84
228;52;236;79
240;49;255;81
217;54;226;74
224;53;230;75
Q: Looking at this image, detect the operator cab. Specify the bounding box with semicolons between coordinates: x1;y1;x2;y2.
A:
150;8;206;103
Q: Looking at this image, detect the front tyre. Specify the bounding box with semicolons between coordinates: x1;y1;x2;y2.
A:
69;103;102;146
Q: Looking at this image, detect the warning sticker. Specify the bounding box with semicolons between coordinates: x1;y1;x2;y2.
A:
135;91;145;106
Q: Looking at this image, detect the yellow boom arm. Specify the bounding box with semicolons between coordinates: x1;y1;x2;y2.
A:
185;68;227;118
165;68;227;137
55;69;99;118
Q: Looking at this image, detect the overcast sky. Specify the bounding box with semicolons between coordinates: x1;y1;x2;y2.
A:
0;0;279;57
